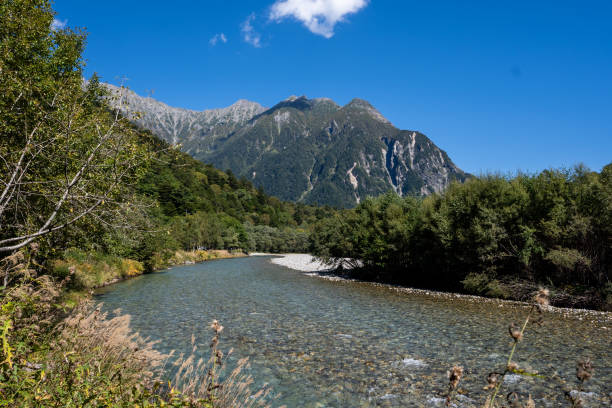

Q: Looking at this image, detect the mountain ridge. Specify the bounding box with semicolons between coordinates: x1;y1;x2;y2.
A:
105;84;468;207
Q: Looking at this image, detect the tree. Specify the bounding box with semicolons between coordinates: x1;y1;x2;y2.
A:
0;0;148;254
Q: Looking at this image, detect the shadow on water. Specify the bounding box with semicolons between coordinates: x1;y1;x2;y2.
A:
95;256;612;407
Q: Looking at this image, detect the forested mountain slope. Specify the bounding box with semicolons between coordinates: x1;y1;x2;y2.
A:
108;88;468;207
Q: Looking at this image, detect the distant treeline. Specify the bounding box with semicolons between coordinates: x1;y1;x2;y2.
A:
310;165;612;310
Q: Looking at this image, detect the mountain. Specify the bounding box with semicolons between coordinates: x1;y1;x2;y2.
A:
107;86;468;207
104;84;266;148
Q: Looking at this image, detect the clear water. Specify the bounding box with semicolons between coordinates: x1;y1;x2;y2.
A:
95;256;612;407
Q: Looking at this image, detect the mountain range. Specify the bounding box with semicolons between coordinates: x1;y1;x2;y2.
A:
106;84;468;207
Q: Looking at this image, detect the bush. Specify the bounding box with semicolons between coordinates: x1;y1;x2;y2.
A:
311;164;612;309
462;273;508;298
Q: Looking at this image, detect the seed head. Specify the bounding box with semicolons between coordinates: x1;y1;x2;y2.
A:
534;287;550;306
507;361;519;372
484;372;499;390
509;323;523;341
576;358;593;383
215;349;224;365
210;319;224;334
448;365;464;389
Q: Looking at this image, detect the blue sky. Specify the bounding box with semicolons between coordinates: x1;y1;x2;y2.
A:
53;0;612;174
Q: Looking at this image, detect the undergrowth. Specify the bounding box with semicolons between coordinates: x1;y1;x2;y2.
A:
51;248;144;289
0;247;269;407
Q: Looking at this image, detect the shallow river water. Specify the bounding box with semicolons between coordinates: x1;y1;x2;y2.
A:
96;256;611;407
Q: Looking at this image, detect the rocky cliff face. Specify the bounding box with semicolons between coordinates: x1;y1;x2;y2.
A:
104;84;266;149
106;86;468;207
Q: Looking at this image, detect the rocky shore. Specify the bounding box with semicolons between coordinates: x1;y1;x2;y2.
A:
263;254;612;323
269;253;332;272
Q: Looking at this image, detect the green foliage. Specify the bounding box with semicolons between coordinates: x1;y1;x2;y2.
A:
0;269;241;407
51;249;144;289
196;97;468;207
128;133;334;264
0;0;149;255
461;273;508;298
0;2;317;407
311;165;612;309
243;223;309;253
1;0;331;267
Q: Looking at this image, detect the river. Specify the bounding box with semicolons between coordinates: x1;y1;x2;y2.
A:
95;256;611;407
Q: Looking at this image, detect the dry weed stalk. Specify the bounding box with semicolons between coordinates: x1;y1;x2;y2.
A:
476;287;598;408
483;288;549;407
171;320;272;408
563;358;595;407
444;365;464;406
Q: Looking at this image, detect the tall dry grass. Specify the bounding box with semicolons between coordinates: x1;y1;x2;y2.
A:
0;245;271;407
45;307;274;407
169;320;274;408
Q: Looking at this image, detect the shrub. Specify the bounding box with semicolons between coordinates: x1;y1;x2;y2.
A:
51;249;145;289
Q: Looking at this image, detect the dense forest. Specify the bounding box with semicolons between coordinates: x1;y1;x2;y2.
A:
311;166;612;310
0;69;331;269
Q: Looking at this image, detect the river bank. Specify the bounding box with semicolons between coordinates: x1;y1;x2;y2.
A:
265;253;331;271
265;253;612;319
53;249;248;293
151;249;247;271
97;255;612;407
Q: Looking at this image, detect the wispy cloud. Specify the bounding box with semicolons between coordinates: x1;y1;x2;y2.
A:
51;18;67;31
209;33;228;46
269;0;368;38
241;13;262;48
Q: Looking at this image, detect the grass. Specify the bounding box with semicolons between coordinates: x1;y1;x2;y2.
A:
50;248;247;291
51;248;144;289
0;247;268;407
149;249;247;271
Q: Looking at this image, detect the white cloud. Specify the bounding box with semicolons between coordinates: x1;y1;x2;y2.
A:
269;0;368;38
209;33;228;46
51;18;67;31
241;13;262;47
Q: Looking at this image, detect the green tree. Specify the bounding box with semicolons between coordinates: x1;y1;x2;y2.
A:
0;0;149;254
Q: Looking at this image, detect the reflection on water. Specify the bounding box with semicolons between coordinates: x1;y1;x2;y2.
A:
96;256;612;407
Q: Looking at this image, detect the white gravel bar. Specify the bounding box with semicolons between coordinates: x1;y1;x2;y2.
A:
257;254;611;323
269;254;331;272
254;253;611;322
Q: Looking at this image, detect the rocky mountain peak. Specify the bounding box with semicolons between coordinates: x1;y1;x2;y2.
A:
312;97;340;108
102;83;265;145
212;99;266;123
107;87;467;207
228;99;263;110
346;98;372;108
344;98;391;124
270;95;317;112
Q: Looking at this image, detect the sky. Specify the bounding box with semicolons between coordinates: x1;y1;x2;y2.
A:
52;0;612;175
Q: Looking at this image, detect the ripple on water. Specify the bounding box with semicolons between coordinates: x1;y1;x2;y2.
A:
95;256;612;408
392;358;427;368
